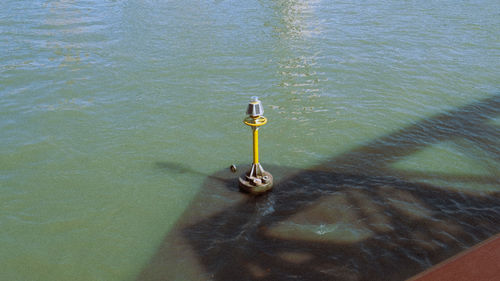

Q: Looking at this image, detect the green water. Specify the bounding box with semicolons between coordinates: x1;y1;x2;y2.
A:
1;0;499;280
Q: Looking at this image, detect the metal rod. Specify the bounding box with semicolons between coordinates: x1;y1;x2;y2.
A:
253;127;259;164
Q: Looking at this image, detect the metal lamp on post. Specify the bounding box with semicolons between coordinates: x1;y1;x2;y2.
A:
239;97;273;194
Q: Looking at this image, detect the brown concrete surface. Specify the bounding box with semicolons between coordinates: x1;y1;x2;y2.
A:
408;233;500;281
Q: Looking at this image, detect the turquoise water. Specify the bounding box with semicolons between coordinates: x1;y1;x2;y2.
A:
1;1;499;280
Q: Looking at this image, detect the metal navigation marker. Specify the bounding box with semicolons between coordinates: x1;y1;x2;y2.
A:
239;96;273;194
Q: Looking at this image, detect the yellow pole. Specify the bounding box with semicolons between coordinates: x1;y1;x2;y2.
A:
253;127;259;164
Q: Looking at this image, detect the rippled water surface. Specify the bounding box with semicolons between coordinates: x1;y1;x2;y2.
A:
1;1;499;280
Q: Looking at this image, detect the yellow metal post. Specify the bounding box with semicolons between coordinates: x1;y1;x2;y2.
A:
239;97;273;194
253;127;259;164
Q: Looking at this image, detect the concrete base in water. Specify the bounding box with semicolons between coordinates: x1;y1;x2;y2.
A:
239;171;273;195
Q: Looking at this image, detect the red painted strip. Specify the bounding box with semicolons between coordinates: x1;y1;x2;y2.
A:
408;233;500;281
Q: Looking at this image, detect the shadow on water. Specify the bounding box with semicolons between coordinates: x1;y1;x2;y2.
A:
138;95;500;281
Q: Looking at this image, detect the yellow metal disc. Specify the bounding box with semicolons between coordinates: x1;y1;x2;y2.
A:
244;116;268;127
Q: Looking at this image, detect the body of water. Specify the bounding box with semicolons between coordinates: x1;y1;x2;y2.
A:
1;0;499;280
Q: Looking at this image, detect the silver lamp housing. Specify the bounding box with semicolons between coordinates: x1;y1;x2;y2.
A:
246;96;264;117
